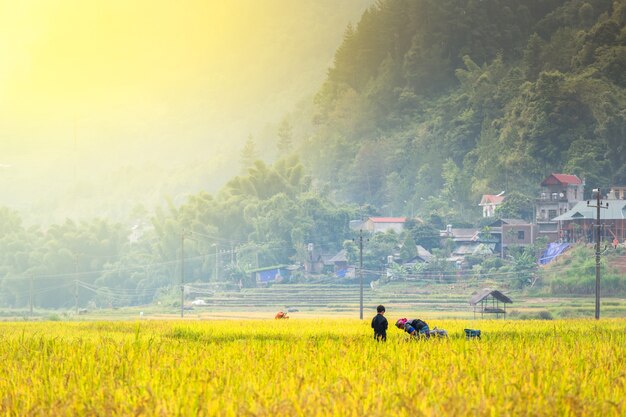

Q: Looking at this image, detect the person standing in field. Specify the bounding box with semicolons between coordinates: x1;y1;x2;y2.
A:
371;305;388;342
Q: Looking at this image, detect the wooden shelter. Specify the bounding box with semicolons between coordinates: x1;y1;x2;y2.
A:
469;289;513;319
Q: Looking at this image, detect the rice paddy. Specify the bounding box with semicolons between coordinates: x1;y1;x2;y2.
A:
0;318;624;416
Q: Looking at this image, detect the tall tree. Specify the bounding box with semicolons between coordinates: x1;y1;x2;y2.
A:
240;135;259;173
276;119;293;154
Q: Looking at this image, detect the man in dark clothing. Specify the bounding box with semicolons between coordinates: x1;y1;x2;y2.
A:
371;305;388;342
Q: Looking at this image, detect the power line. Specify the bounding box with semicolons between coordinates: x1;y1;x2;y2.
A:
185;230;246;246
29;252;214;281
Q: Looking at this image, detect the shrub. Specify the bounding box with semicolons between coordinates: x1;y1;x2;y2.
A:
537;310;553;320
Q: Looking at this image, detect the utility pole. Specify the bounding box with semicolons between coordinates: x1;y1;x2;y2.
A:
215;244;219;281
358;230;364;320
181;229;185;318
29;275;33;317
74;280;79;315
74;255;79;315
587;189;608;320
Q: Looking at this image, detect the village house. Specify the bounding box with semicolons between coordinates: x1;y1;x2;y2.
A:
552;196;626;244
608;186;626;200
535;173;585;242
479;192;505;217
440;225;496;263
326;249;355;278
401;245;433;266
303;243;325;274
487;218;537;257
360;217;407;233
250;265;291;284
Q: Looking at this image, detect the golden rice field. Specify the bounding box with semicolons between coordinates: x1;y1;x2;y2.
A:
0;318;625;416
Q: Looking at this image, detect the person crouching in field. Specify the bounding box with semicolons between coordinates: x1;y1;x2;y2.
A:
396;318;448;339
371;305;388;342
275;311;289;319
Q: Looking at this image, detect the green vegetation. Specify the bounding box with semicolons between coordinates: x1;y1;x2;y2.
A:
297;0;625;222
1;0;625;309
543;244;626;295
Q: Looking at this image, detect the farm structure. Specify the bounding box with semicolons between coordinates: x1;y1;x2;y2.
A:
470;289;512;319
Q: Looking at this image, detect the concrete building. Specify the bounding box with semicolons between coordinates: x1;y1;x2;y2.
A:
535;173;584;242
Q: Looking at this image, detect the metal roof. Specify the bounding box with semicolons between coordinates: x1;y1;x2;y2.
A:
469;289;513;305
552;200;626;221
454;243;495;255
368;217;407;223
416;245;432;260
500;218;530;225
440;228;481;240
327;249;348;263
247;265;289;273
489;218;531;228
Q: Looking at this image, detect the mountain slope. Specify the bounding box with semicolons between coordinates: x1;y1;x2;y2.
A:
292;0;625;222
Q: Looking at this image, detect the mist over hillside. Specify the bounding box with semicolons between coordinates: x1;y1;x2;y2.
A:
0;0;373;225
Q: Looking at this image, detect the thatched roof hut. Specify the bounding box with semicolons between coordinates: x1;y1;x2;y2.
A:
469;289;512;319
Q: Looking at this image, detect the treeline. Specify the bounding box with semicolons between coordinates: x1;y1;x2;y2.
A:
288;0;625;223
0;157;358;309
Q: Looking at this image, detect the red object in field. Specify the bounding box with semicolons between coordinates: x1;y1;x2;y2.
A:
275;311;289;319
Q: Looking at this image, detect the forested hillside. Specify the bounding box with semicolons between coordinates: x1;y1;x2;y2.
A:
291;0;625;222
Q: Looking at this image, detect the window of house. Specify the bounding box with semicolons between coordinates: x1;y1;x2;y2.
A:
548;209;557;219
518;231;525;240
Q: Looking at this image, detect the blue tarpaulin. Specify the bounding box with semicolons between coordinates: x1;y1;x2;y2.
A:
256;267;289;283
335;268;347;278
539;242;570;264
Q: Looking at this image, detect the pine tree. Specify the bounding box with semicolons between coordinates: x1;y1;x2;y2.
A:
276;119;293;154
240;135;258;173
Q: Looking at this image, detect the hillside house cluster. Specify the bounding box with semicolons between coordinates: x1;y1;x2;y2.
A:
257;174;625;284
481;173;626;251
347;173;625;272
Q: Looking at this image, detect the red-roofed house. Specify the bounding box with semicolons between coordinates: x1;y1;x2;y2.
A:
536;173;585;241
361;217;406;233
542;174;583;187
479;193;505;217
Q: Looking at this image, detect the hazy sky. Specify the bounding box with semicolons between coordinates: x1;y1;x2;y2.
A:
0;0;371;166
0;0;372;221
